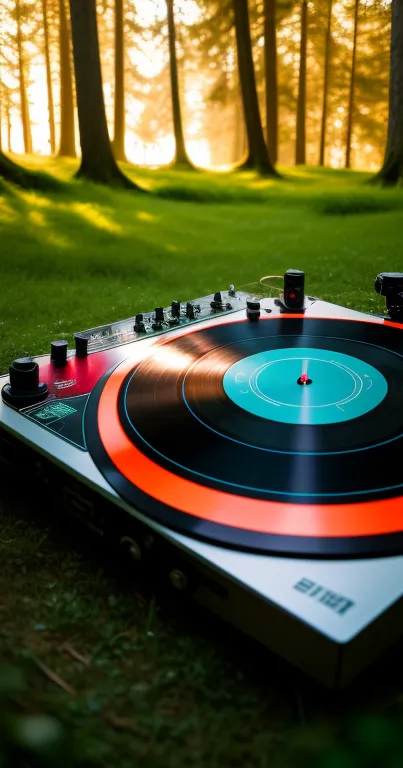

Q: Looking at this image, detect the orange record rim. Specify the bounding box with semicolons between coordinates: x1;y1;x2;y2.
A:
96;315;403;540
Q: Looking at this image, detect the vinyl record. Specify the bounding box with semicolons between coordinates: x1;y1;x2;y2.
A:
85;315;403;558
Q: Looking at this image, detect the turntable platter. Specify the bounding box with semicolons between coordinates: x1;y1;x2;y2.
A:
85;315;403;558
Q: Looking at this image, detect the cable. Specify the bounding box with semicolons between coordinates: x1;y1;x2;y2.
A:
259;275;283;293
239;275;283;295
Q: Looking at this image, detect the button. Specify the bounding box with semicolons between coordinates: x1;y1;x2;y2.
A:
1;357;48;408
246;299;261;321
74;332;89;358
134;313;145;333
171;300;181;318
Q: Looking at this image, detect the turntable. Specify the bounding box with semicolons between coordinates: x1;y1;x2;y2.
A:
0;271;402;688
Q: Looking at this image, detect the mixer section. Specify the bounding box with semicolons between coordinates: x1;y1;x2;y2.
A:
79;286;253;352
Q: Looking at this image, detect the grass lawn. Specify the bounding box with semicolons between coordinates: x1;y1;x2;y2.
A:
0;159;402;767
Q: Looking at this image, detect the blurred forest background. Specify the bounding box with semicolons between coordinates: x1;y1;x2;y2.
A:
1;3;403;767
0;0;398;179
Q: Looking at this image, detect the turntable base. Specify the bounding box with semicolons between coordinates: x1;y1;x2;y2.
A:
0;287;401;688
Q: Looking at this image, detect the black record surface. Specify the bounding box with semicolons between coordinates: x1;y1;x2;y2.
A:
86;316;403;558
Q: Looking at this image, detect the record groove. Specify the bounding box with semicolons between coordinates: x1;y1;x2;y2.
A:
85;316;403;558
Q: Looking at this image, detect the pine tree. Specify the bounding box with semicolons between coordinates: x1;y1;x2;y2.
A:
319;0;333;166
58;0;76;156
264;0;278;164
112;0;126;161
233;0;278;175
68;0;141;188
166;0;194;168
345;0;359;169
295;0;307;165
376;0;403;184
15;0;32;154
42;0;56;154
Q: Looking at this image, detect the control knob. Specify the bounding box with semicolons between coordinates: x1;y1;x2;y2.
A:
152;307;165;330
375;272;403;321
171;300;181;319
246;299;261;321
186;302;196;319
2;358;48;408
51;340;68;366
283;269;305;310
211;291;232;312
134;313;146;333
74;332;89;358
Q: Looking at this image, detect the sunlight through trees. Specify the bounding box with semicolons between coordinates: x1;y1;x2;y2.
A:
0;0;400;183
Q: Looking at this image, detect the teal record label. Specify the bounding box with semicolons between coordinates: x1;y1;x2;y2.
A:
223;347;388;426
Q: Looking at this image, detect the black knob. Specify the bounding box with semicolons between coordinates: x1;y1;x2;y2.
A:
246;299;261;321
152;307;164;330
74;332;89;358
186;302;196;319
51;340;68;366
374;272;403;296
134;313;145;333
2;357;48;408
374;272;403;321
171;300;181;318
283;269;305;310
9;357;39;390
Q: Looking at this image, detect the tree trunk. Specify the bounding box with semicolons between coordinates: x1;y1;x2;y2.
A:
0;82;3;152
112;0;126;161
15;0;32;154
6;90;12;152
69;0;140;188
345;0;359;169
166;0;193;168
42;0;56;155
319;0;333;166
264;0;278;165
376;0;403;184
59;0;76;156
233;0;279;176
295;0;307;165
232;89;245;164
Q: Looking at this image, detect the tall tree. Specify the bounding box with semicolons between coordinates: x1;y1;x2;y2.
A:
295;0;307;165
68;0;141;188
319;0;333;166
233;0;278;176
59;0;76;157
42;0;56;154
232;85;247;163
264;0;278;165
5;87;12;152
0;80;3;152
345;0;359;169
166;0;193;168
15;0;32;154
375;0;403;184
112;0;126;161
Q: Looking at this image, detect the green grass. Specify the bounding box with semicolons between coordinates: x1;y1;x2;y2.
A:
0;159;402;767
